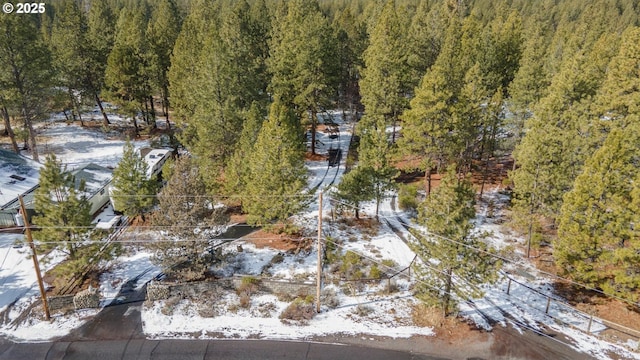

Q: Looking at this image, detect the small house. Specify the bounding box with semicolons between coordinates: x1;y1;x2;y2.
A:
71;163;113;217
0;149;41;227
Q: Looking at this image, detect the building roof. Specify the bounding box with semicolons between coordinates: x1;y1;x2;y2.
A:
0;149;41;209
72;163;113;196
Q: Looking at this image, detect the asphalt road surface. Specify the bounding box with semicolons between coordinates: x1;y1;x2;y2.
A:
0;338;445;360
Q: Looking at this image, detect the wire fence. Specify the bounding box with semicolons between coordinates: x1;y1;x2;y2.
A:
502;274;640;351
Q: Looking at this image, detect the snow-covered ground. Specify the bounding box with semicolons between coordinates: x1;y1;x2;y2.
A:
0;109;639;359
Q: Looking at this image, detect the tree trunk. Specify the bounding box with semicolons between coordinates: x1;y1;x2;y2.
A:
21;103;39;162
310;109;317;155
443;268;453;317
2;105;19;153
425;167;432;196
95;92;110;126
75;101;84;127
149;96;157;129
163;87;171;129
132;115;139;138
391;111;397;144
479;156;490;197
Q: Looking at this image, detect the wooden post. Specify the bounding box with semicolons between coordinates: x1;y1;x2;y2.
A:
587;315;593;333
316;191;323;313
19;195;50;321
506;279;512;295
545;297;551;314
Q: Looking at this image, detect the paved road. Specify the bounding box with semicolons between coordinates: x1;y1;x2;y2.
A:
0;338;444;360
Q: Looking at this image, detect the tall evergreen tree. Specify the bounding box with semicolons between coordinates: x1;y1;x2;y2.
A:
33;154;118;287
356;115;396;218
332;6;367;115
33;154;92;259
267;0;338;155
243;98;307;225
170;0;270;191
555;124;640;300
104;1;153;134
111;141;157;220
86;0;116;126
359;0;412;143
0;14;53;162
147;0;181;124
224;102;265;198
596;26;640;131
398;15;468;193
50;0;91;125
411;167;500;316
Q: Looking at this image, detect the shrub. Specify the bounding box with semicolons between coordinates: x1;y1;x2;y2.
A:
237;276;260;296
320;288;340;308
340;251;362;273
352;304;373;317
398;183;419;212
239;293;251;309
369;265;382;279
279;298;316;324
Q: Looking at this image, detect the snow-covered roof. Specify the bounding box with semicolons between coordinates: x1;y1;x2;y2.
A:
0;149;41;209
72;163;112;195
143;148;171;177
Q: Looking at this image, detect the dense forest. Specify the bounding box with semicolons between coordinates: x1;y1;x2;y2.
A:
1;0;639;301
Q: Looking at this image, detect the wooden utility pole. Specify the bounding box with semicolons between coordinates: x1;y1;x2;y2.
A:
19;195;50;321
316;191;323;313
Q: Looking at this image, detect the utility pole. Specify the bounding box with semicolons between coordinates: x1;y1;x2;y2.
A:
19;195;50;321
316;191;323;313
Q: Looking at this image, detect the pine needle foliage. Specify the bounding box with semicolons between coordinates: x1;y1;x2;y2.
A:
410;167;500;316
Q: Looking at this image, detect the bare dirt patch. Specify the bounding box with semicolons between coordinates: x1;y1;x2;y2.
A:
305;152;327;161
243;228;310;252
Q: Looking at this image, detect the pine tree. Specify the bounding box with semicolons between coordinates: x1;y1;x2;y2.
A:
398;17;467;193
406;0;443;89
0;13;53;162
50;0;91;125
150;156;228;281
146;0;181;124
111;141;157;220
555;124;640;300
332;6;367;114
267;0;338;155
170;0;270;191
33;154;92;259
509;37;615;251
411;167;500;316
243;98;308;225
596;26;640;130
334;166;376;219
356;115;396;218
225;102;265;198
86;0;116;126
104;2;153;133
359;0;412;143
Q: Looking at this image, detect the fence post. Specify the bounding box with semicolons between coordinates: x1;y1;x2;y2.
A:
387;278;391;295
545;297;551;314
587;315;593;333
506;279;512;295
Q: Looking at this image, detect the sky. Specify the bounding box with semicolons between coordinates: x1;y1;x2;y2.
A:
0;108;638;359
